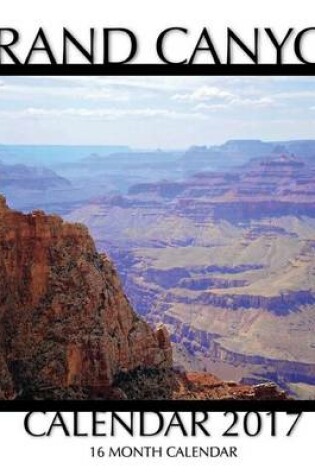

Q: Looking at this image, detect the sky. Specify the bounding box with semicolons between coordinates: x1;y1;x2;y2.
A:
0;76;315;148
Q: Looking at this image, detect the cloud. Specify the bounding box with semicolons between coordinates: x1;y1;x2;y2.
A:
194;95;274;112
173;84;274;113
0;107;206;121
274;91;315;100
0;83;129;102
172;86;235;102
0;77;277;113
47;76;209;93
194;103;229;111
231;96;274;106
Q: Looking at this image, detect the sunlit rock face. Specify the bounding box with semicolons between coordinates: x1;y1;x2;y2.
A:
0;196;172;399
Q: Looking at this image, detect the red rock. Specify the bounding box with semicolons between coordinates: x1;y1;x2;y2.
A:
0;196;172;399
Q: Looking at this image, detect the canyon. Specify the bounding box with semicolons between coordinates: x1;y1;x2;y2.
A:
0;195;287;400
0;140;314;398
65;151;315;398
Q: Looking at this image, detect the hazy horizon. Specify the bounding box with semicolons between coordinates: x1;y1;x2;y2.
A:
1;138;315;150
0;76;315;148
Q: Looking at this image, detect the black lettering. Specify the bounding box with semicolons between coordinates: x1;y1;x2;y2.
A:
243;412;262;436
63;28;95;64
92;412;107;436
103;28;137;64
164;412;188;436
111;412;134;436
227;28;259;64
24;412;46;437
265;28;293;64
140;411;164;436
192;412;211;436
73;411;88;436
156;27;188;64
189;28;221;64
0;28;21;64
295;28;315;64
46;412;70;436
223;412;239;437
25;28;57;64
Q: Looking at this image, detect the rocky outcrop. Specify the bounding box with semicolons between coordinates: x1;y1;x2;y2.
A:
112;368;288;400
172;373;288;400
0;196;172;399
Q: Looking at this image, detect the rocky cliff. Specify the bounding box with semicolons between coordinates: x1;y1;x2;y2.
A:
0;196;289;400
0;196;172;399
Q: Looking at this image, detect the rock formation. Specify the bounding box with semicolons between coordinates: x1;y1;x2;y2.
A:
64;154;315;398
0;160;70;190
0;196;290;400
112;368;288;400
0;196;172;399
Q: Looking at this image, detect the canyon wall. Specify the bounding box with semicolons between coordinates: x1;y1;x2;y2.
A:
65;154;315;397
0;196;172;399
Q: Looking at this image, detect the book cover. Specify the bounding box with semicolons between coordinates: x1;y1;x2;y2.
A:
0;0;313;472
